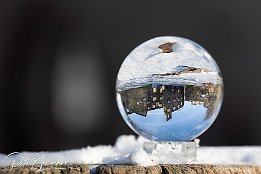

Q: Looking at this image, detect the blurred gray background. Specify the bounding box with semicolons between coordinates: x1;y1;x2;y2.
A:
0;0;261;153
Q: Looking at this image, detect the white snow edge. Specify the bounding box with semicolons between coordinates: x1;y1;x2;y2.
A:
0;135;260;166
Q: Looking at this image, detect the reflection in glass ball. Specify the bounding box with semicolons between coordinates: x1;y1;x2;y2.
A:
116;36;223;141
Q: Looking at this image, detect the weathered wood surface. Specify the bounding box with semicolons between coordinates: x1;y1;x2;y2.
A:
0;164;90;174
1;164;261;174
97;165;161;174
98;165;261;174
161;165;261;174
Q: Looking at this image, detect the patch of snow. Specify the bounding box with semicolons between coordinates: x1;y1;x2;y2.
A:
197;146;261;166
127;148;156;166
0;135;148;166
0;135;261;166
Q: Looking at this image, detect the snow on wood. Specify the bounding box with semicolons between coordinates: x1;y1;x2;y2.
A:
0;135;260;167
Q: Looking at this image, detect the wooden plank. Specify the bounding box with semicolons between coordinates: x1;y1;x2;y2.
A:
0;164;261;174
98;164;261;174
0;164;90;174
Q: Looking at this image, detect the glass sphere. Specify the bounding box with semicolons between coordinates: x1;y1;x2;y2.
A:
116;36;223;141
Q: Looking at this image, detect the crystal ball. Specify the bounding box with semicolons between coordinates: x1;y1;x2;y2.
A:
116;36;223;141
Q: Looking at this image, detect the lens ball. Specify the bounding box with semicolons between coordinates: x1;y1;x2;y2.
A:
116;36;223;141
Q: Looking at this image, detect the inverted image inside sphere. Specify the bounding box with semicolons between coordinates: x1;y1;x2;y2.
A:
116;36;223;142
